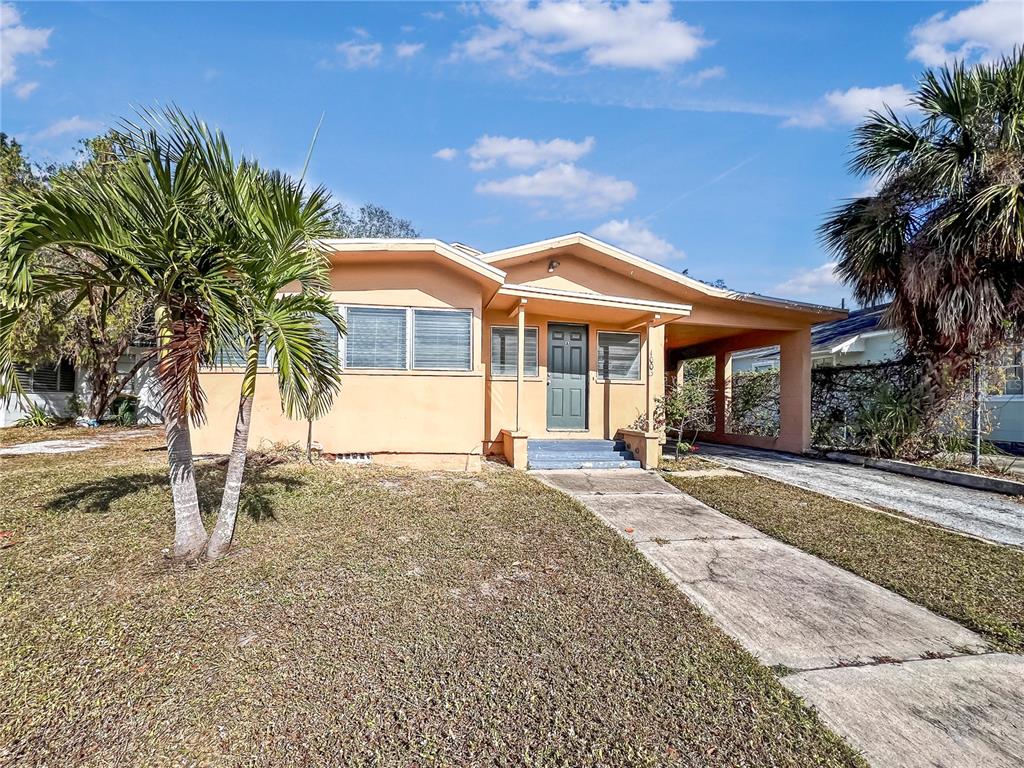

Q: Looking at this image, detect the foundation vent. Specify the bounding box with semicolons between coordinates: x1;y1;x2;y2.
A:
335;453;372;464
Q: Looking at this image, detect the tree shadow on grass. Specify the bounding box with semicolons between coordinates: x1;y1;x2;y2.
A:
46;462;304;523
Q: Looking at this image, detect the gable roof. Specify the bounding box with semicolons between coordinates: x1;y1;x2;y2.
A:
482;232;843;317
318;238;506;285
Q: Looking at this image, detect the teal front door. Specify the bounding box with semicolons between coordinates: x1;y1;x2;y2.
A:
547;323;587;430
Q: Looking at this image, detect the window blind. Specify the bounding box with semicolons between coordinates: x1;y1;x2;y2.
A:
413;309;471;371
13;361;75;393
346;307;407;369
597;332;641;380
216;339;269;368
490;326;538;377
314;313;341;361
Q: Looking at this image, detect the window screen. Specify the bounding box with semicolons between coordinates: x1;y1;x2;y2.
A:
490;326;538;377
413;309;471;371
597;332;641;380
346;307;407;369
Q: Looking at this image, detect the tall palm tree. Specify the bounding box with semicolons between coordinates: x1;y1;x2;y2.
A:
205;171;342;560
820;53;1024;399
0;121;239;560
147;109;345;560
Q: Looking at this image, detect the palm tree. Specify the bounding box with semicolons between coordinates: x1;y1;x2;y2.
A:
148;109;344;560
0;119;240;560
820;52;1024;400
204;170;342;560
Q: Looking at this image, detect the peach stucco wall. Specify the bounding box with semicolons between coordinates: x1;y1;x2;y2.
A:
190;253;487;466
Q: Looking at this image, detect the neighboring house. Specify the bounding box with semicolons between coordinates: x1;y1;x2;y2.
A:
1;344;162;427
731;304;1024;446
191;233;843;469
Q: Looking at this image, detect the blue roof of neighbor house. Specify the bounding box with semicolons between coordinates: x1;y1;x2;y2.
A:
734;303;892;362
810;303;890;349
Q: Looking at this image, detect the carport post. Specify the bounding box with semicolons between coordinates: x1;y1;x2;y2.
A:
777;327;812;453
714;350;732;439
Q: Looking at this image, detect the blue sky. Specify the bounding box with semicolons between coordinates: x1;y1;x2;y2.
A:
2;1;1021;307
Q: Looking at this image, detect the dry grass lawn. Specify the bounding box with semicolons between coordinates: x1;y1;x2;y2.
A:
665;472;1024;651
0;433;863;767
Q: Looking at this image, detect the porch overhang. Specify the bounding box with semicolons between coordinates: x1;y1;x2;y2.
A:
487;283;691;326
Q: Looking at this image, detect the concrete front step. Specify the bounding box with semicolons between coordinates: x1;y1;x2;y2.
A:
527;439;639;470
529;459;642;470
528;450;636;461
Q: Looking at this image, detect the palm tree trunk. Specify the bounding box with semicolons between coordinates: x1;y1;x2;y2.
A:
206;391;253;559
206;337;259;560
165;410;208;559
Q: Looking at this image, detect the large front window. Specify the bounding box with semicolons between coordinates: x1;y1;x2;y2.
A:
344;306;472;371
345;307;408;369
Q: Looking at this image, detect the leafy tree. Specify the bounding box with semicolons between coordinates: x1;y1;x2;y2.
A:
3;134;158;421
1;114;240;559
328;202;419;238
0;133;40;189
821;53;1024;400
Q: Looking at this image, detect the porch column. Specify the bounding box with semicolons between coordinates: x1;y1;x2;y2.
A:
646;319;665;432
714;350;732;438
515;300;526;432
777;326;812;453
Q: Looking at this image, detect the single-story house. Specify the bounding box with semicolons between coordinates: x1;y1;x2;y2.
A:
191;233;845;470
731;304;1024;446
1;346;162;427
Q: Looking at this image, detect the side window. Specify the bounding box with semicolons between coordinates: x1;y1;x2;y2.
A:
413;309;472;371
490;326;538;377
345;307;408;369
597;332;641;381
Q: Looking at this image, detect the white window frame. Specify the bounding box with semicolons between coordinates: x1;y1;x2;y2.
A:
489;325;540;379
339;304;474;372
595;330;642;382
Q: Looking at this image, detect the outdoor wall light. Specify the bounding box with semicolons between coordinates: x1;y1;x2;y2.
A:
547;259;560;273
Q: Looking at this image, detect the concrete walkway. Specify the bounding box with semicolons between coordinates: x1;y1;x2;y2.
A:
694;443;1024;548
535;469;1024;768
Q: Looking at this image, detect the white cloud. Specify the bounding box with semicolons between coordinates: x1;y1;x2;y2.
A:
455;0;710;73
772;262;842;298
475;162;636;215
14;79;37;98
1;3;51;87
467;134;595;170
396;42;425;58
433;147;459;161
33;115;104;141
593;219;684;263
336;39;383;69
785;84;914;128
423;9;446;21
910;0;1023;67
681;65;726;87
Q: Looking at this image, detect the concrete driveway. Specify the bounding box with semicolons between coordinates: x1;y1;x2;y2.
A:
694;443;1024;548
535;469;1024;768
